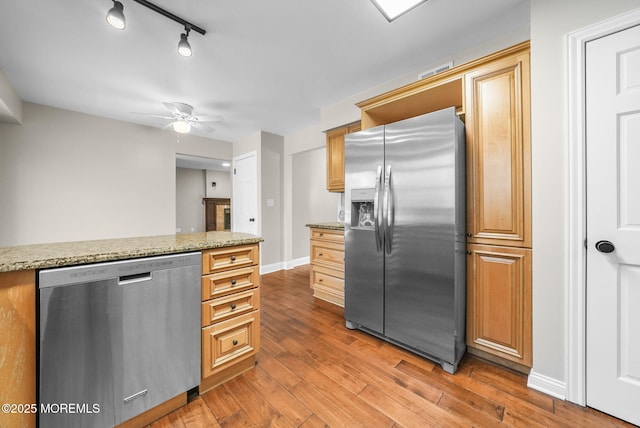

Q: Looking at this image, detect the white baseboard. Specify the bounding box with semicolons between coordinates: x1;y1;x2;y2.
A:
527;370;567;400
286;257;309;270
260;257;310;275
260;262;285;275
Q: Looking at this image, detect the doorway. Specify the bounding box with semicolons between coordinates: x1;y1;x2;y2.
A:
175;154;232;233
567;9;640;425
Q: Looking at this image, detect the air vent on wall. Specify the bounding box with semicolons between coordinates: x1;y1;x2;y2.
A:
418;61;454;80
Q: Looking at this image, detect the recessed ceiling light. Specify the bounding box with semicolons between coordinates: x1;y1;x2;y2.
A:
370;0;429;22
222;162;230;168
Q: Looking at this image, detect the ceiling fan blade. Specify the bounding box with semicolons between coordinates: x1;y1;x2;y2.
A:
194;115;224;123
131;112;175;120
164;101;193;116
191;122;216;132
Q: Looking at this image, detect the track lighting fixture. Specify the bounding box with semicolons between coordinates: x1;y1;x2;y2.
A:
177;28;192;57
106;0;206;56
106;1;126;30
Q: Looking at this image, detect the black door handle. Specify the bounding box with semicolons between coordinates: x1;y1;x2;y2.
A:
595;240;615;253
249;218;255;222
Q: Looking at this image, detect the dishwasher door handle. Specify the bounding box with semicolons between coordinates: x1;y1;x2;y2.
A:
118;272;152;284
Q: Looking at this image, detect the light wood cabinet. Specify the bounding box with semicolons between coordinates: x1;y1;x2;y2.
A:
465;48;531;248
466;244;532;367
325;122;361;192
464;45;532;369
200;244;260;393
0;270;36;428
355;42;532;369
309;228;345;306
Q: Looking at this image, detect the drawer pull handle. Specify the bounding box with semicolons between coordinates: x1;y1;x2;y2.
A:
230;303;237;310
319;253;324;256
319;233;324;236
230;255;237;262
231;279;237;286
232;340;239;346
318;278;323;282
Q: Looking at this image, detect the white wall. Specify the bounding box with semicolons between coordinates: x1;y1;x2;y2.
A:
261;132;284;267
176;168;205;234
205;170;231;198
0;102;232;246
529;0;640;393
291;147;338;259
0;68;21;124
283;124;326;263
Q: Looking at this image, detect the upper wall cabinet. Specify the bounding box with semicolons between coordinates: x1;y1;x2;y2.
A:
325;121;361;193
465;47;531;248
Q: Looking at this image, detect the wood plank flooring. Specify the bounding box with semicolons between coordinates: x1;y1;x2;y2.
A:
150;265;632;427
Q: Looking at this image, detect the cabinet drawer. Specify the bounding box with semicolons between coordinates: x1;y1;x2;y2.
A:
310;228;344;243
202;310;260;378
201;266;259;300
310;240;344;271
202;288;260;327
202;244;259;274
311;265;344;289
311;265;344;307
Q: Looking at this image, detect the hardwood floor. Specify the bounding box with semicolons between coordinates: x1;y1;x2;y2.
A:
150;265;632;427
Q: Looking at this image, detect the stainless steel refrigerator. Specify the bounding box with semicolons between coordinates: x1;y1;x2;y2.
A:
344;107;466;373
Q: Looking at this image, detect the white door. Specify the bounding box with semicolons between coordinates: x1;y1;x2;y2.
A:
586;24;640;426
232;152;258;235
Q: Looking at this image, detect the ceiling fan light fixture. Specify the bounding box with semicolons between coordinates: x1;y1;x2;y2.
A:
370;0;428;21
106;0;126;30
177;32;192;57
172;120;191;134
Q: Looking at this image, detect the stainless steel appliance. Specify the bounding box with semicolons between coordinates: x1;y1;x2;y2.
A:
38;252;201;427
344;107;466;373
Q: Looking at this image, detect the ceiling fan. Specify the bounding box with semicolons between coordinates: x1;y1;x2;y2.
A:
136;102;224;134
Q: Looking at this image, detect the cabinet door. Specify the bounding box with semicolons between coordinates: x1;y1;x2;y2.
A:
325;122;361;193
466;244;531;366
202;310;260;379
326;127;347;192
465;50;531;247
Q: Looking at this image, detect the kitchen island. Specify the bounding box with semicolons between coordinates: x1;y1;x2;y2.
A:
0;231;262;428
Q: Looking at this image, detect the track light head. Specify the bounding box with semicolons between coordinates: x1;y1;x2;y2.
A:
106;0;126;30
177;29;192;57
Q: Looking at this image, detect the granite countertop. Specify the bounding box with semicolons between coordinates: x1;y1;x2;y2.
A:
0;231;263;273
305;222;345;231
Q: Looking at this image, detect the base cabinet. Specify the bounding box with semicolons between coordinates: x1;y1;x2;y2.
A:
200;244;260;393
466;244;532;367
309;228;344;306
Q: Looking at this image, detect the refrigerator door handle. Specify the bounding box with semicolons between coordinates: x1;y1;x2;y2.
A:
373;165;383;252
383;165;393;254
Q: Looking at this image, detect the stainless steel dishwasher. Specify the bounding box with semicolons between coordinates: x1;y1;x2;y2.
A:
38;252;201;428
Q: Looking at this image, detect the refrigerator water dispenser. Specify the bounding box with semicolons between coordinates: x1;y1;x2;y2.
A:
351;188;375;229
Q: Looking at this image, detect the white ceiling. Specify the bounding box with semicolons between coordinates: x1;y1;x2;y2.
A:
0;0;530;143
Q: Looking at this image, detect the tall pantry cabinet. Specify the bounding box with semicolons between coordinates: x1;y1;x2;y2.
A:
464;48;532;368
353;42;532;370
